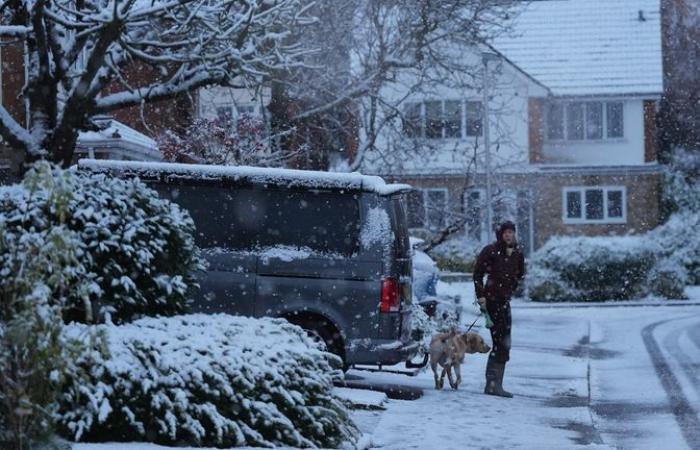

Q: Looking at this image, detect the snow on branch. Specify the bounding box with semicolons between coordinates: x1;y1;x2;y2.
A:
0;0;315;166
0;25;32;36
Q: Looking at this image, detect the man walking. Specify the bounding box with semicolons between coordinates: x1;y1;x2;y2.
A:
473;221;525;398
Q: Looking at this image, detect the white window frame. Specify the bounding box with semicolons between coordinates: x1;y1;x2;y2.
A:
424;188;449;230
406;188;450;230
546;100;625;143
562;186;627;224
402;99;483;141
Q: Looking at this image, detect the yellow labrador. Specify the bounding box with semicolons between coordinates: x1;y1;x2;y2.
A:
429;331;490;390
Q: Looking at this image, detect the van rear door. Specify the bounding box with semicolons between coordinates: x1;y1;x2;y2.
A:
389;194;413;342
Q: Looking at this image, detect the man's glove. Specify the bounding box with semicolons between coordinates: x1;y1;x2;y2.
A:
480;304;494;329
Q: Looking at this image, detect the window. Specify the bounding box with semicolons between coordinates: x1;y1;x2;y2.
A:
406;188;449;230
401;100;483;140
407;190;426;228
547;100;624;141
566;102;584;140
606;102;624;138
563;187;626;223
444;100;462;138
426;189;448;230
465;101;483;137
585;102;603;140
425;101;443;139
403;102;422;138
465;190;484;241
547;103;565;140
159;184;361;255
216;106;234;127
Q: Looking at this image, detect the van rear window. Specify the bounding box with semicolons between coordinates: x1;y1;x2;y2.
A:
159;184;361;256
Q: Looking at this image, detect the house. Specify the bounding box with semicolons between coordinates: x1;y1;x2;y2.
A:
359;0;664;254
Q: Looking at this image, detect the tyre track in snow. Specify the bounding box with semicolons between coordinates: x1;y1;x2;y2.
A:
641;316;700;450
663;320;700;400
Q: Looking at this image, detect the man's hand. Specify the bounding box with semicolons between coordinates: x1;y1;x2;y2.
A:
477;297;486;305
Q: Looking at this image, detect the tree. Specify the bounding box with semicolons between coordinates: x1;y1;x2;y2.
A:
158;114;294;166
0;0;314;169
266;0;520;171
659;0;700;156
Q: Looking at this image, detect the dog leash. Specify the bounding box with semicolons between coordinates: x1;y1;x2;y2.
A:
465;311;482;333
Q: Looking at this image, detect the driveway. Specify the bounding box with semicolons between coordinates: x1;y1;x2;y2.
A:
348;285;700;449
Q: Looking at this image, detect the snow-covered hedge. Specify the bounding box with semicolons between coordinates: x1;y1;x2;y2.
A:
526;235;687;301
664;148;700;213
56;314;359;449
0;163;203;323
651;212;700;286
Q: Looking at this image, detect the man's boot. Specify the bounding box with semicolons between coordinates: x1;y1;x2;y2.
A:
484;359;513;398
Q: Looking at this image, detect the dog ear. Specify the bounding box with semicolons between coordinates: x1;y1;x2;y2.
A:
464;333;479;350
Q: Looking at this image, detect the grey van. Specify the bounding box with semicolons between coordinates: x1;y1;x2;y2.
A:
79;160;419;367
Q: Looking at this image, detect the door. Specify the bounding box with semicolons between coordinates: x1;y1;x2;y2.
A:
195;249;256;316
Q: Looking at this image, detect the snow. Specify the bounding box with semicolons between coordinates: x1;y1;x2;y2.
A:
59;283;700;449
360;207;392;255
78;159;412;196
493;0;663;96
333;388;388;410
58;314;359;448
346;282;700;449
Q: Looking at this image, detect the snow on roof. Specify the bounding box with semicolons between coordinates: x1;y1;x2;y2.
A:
78;159;412;196
493;0;663;97
77;119;161;161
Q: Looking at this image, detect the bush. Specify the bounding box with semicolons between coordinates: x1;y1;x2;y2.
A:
651;212;700;285
0;166;90;450
56;314;360;449
427;233;481;273
0;163;204;323
526;235;662;301
663;148;700;214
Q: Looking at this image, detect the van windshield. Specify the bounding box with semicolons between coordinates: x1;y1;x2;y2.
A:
160;184;361;256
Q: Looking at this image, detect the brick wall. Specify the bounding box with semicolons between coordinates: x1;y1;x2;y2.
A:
383;170;661;251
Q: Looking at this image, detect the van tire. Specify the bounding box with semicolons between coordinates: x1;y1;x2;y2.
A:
285;315;347;370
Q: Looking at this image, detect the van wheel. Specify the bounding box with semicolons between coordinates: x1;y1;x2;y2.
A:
286;316;347;371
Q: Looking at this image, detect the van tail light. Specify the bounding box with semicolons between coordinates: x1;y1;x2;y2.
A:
380;277;401;313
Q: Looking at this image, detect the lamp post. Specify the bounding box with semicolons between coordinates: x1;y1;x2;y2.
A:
481;51;499;235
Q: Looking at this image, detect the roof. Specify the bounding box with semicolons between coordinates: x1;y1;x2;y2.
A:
493;0;663;97
77;159;412;196
77;119;161;161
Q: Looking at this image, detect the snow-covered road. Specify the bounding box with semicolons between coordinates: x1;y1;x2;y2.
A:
348;284;700;449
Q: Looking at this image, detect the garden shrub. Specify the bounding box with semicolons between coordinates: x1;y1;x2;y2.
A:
0;165;90;450
56;314;360;449
427;234;481;273
0;163;204;323
526;235;662;301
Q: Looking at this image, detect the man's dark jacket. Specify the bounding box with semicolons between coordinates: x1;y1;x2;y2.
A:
473;228;526;301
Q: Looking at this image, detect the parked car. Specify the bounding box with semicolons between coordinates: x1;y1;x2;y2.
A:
410;237;462;331
79;159;419;368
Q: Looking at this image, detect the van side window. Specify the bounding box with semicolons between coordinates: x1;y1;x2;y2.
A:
157;183;361;256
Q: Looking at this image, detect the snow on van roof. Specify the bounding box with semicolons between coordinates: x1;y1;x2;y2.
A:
77;159;412;196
